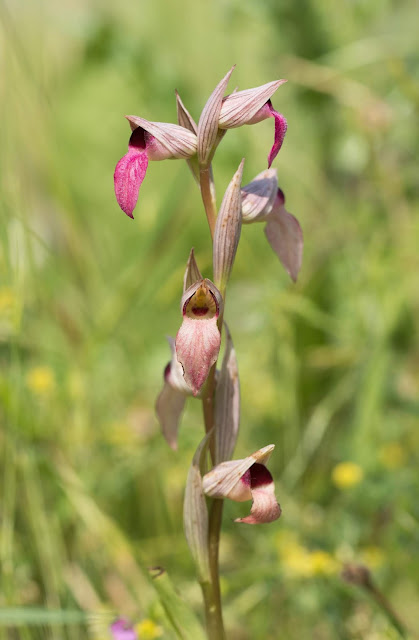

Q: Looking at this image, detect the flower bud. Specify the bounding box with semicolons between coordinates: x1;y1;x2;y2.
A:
213;159;244;291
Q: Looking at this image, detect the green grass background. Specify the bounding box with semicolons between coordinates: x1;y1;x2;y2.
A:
1;0;419;638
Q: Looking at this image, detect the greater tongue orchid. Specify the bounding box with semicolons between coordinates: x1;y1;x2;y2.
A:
114;117;197;218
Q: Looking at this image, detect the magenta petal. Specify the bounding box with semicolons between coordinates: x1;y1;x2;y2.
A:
267;101;287;168
114;148;148;218
110;619;137;640
176;316;221;396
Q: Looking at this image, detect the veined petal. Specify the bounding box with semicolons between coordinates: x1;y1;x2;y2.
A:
176;316;220;396
197;66;235;165
203;445;274;499
114;128;149;218
183;248;203;293
235;464;282;524
219;80;286;128
175;91;200;183
264;190;303;282
110;619;137;640
241;168;278;223
155;337;192;449
126;116;197;159
176;279;223;396
156;380;186;450
175;90;198;134
213;159;244;291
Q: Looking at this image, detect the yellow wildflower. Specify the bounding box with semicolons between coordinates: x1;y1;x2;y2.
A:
26;366;55;396
378;442;406;470
332;461;363;489
135;619;163;639
308;550;338;576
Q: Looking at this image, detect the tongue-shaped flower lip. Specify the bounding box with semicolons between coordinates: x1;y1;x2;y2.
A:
203;445;281;524
218;80;287;168
114;117;197;218
175;278;223;396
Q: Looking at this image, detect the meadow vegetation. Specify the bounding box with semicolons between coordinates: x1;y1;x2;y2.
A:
1;0;419;638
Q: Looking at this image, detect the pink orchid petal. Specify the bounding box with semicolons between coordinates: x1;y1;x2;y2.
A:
114;148;148;218
235;464;281;524
114;128;149;218
155;378;186;450
176;316;221;396
110;618;137;640
265;195;303;282
267;101;287;168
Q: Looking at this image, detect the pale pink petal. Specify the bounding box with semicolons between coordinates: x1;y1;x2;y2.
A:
114;128;149;218
110;618;137;640
235;464;281;525
265;205;303;282
155;378;186;450
176;316;220;396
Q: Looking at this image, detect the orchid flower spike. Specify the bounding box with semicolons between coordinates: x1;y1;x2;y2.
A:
155;337;194;450
241;168;303;282
203;445;281;524
114;116;197;218
219;80;287;168
110;619;137;640
175;278;223;396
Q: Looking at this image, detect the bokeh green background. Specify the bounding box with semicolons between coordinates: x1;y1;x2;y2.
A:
1;0;419;638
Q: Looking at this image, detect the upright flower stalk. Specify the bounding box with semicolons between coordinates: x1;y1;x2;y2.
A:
114;67;302;640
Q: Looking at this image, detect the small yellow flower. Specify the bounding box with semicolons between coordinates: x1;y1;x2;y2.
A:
26;366;55;396
135;619;163;640
308;550;338;576
378;442;406;470
332;461;363;489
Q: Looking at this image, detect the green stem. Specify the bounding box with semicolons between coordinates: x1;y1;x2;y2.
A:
199;166;217;239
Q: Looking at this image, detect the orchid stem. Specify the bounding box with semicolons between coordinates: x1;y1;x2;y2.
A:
199;165;217;239
198;162;225;639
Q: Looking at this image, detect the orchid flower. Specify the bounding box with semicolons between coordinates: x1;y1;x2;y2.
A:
219;80;287;168
203;445;281;524
110;618;137;640
175;278;223;396
114;116;197;218
241;168;303;282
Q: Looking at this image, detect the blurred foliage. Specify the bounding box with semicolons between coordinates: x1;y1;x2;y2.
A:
1;0;419;638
